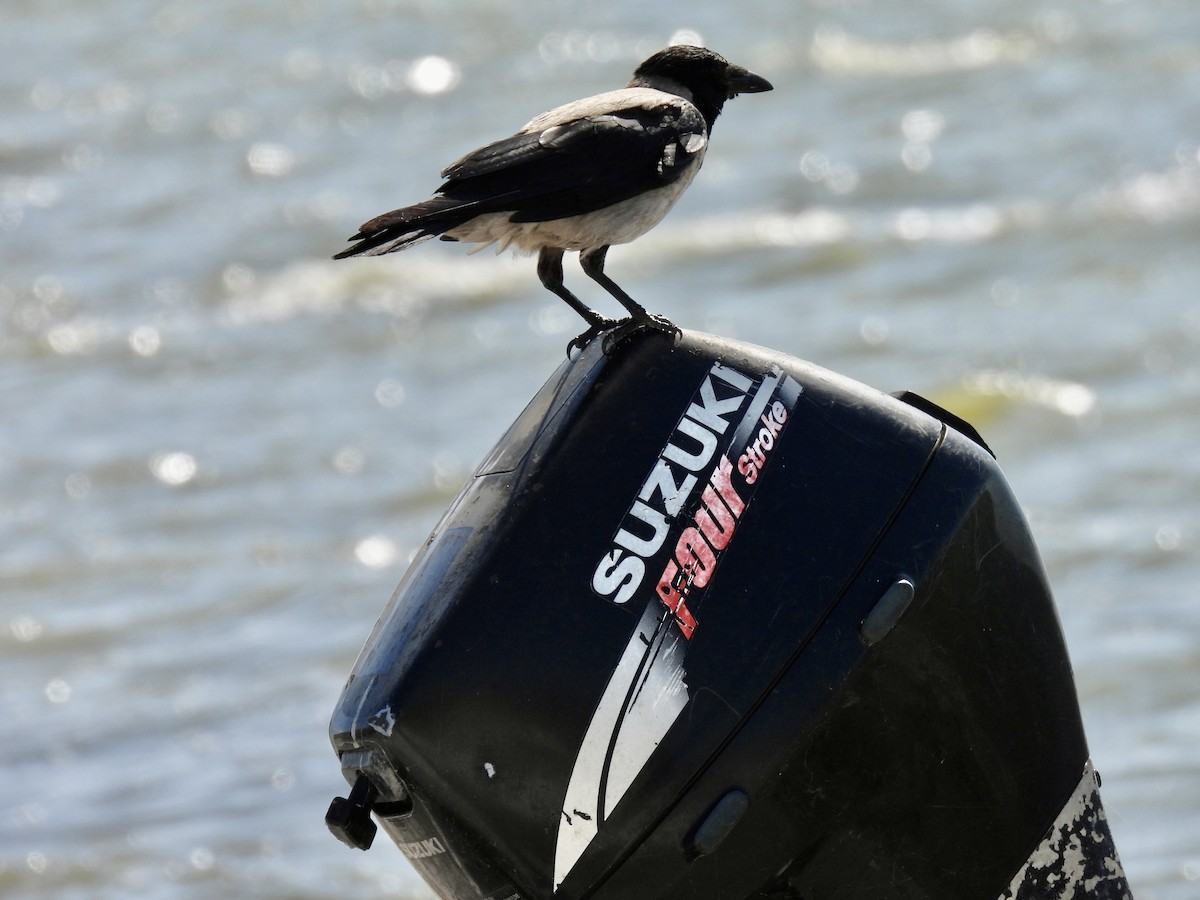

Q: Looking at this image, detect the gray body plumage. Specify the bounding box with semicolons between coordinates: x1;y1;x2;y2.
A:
438;88;708;255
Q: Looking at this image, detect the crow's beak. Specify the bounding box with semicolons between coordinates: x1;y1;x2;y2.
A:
726;65;774;97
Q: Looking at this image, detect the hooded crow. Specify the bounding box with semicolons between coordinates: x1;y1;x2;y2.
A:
333;45;772;345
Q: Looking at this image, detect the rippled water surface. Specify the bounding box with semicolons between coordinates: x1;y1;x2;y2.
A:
3;1;1199;897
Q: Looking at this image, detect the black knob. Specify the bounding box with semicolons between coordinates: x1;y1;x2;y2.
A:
326;773;379;850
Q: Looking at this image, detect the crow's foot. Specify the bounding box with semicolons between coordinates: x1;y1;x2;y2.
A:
600;314;681;353
567;313;681;356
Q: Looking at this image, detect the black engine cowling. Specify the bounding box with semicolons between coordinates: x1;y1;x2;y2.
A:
327;328;1130;900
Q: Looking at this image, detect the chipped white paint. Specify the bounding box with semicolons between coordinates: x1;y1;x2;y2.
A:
999;759;1132;900
366;705;395;738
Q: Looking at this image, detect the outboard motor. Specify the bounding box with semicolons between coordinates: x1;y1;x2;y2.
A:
326;328;1131;899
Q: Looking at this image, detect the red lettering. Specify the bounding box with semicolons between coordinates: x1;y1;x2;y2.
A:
650;399;790;642
758;425;774;452
696;486;736;551
675;527;715;590
738;453;758;485
656;562;697;639
710;456;745;516
759;410;784;439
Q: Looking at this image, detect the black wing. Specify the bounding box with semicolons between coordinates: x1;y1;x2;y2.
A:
435;101;707;223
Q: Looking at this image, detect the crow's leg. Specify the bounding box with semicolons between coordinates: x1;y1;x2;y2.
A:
537;247;618;354
578;245;645;316
579;246;678;337
537;247;611;328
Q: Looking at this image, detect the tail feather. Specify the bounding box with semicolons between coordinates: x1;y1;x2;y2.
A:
333;196;478;259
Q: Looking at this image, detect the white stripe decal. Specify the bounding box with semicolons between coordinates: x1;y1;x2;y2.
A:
553;603;684;890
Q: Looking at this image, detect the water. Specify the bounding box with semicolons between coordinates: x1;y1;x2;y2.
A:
3;1;1198;896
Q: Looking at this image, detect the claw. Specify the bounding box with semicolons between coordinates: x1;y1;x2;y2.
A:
567;317;620;356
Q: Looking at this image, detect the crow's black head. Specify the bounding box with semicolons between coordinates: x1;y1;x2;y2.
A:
629;45;772;130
